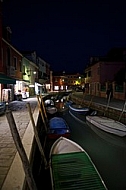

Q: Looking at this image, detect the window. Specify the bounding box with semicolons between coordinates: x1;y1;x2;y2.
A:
88;71;91;77
101;83;106;91
1;48;3;66
22;65;25;74
7;48;10;66
14;57;17;70
97;67;100;75
19;60;22;72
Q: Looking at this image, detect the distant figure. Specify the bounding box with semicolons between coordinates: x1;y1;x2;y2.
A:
106;87;113;100
82;87;85;94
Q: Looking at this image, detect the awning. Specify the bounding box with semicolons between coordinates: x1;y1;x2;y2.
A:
0;73;16;84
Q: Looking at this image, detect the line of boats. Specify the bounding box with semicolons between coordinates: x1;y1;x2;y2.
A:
42;96;108;189
42;93;126;189
8;93;125;190
67;97;126;137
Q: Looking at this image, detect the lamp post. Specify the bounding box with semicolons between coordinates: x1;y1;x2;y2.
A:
79;76;82;87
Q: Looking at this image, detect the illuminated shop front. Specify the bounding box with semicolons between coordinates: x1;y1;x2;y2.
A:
14;80;30;99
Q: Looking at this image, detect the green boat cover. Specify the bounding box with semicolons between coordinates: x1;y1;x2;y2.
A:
51;152;107;190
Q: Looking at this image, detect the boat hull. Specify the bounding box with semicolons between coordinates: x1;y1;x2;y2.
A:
49;137;107;190
47;117;70;139
69;104;90;114
88;121;126;148
46;106;57;115
86;116;126;137
44;99;55;106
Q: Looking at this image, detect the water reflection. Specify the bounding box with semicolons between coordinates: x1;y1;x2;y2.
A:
88;121;126;149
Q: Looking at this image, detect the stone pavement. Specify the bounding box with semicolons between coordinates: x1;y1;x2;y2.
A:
0;97;38;189
73;92;126;111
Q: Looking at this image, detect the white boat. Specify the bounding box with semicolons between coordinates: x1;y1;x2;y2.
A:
89;122;126;149
46;106;57;115
86;115;126;137
44;99;55;106
49;136;107;190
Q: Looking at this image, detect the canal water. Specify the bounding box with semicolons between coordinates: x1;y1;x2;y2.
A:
34;103;126;190
61;109;126;190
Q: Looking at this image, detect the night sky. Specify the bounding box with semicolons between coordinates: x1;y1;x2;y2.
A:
2;0;126;73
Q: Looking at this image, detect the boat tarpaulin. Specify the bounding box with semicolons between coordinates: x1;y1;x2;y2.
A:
0;73;16;84
51;152;107;190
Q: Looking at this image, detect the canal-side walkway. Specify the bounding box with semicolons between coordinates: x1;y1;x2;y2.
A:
72;92;126;112
0;97;38;190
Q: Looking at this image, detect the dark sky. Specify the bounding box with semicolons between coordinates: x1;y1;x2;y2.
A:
2;0;126;73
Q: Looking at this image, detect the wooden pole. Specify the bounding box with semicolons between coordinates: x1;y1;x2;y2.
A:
5;110;38;190
36;95;47;132
88;95;94;108
80;93;85;106
40;95;48;123
27;102;48;168
104;92;111;116
118;100;126;121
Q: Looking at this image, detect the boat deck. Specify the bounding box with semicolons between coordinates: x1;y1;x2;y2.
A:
51;151;106;190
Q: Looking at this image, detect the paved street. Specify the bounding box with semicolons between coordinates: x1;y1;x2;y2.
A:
0;97;38;189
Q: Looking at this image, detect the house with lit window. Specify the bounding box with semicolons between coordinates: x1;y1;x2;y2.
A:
65;72;85;91
52;71;84;91
52;71;68;91
0;26;22;102
84;48;126;100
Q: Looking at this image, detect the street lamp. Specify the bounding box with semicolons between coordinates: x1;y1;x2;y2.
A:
33;71;36;75
26;69;37;76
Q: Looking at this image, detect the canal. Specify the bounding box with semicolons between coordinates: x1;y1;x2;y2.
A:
61;109;126;190
33;105;126;190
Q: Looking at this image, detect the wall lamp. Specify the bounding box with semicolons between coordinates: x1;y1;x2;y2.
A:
27;69;37;75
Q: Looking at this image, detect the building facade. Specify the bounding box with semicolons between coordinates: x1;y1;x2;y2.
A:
84;50;126;100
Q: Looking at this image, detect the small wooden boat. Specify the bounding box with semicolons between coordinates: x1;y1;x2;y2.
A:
88;121;126;149
49;136;107;190
86;115;126;137
69;104;90;114
46;106;58;115
44;99;55;107
47;117;70;139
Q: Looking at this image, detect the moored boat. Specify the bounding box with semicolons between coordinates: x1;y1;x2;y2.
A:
46;106;58;116
69;103;90;114
49;136;107;190
0;101;6;115
86;115;126;137
47;117;70;139
88;121;126;148
44;99;55;107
